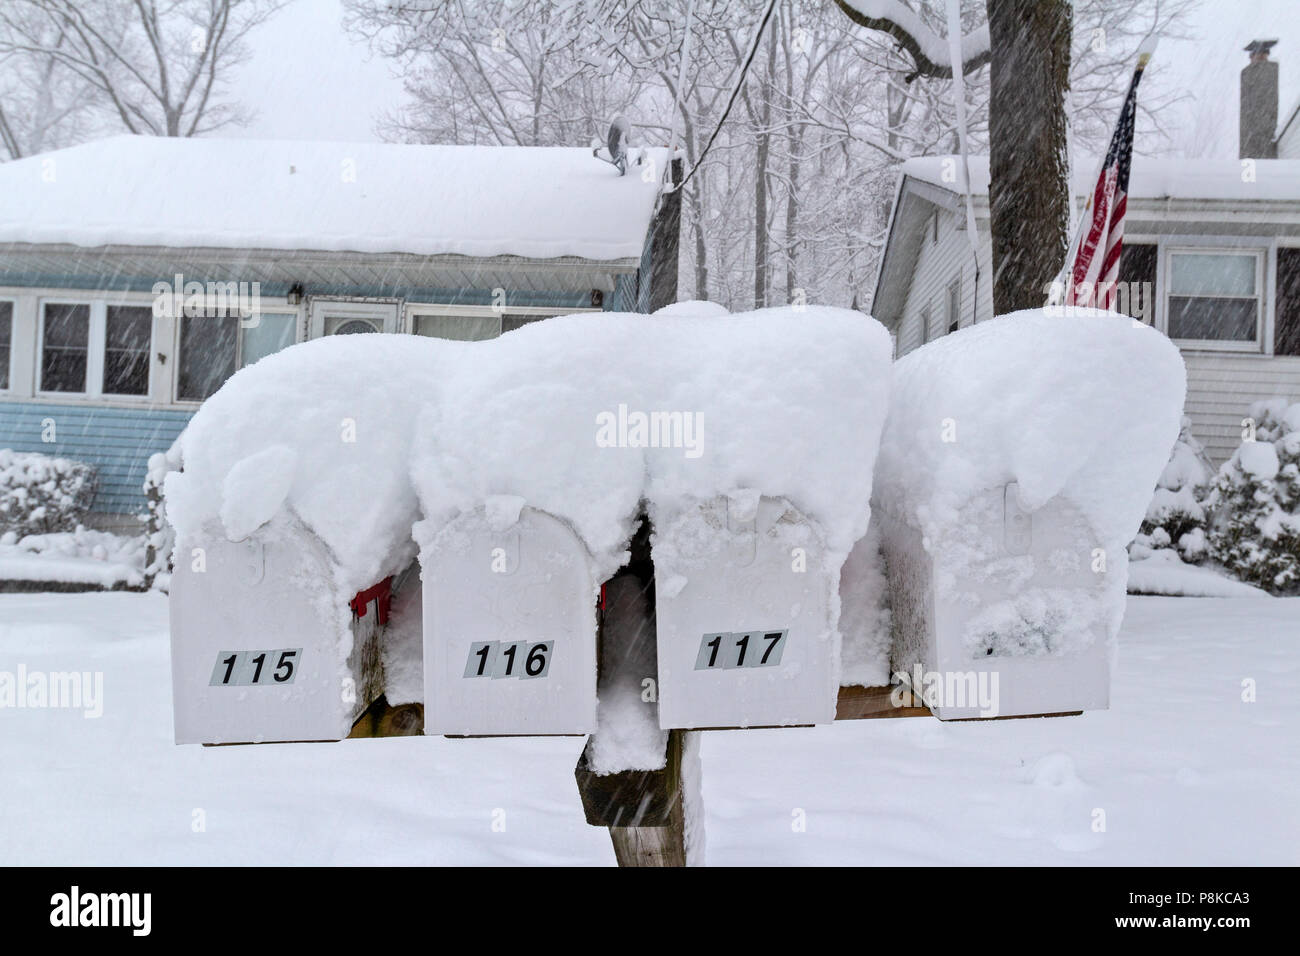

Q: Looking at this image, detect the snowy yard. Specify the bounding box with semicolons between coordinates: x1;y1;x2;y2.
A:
1;590;1294;866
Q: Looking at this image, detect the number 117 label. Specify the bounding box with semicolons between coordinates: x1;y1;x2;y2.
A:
695;630;787;670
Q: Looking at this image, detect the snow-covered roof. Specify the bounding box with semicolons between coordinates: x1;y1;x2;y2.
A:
0;135;670;261
900;155;1300;202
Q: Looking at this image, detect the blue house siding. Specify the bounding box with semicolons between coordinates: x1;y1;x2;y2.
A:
0;401;191;515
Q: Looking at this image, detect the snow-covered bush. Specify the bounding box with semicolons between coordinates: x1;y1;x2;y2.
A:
141;443;183;586
0;449;97;536
1131;417;1214;563
1206;400;1300;594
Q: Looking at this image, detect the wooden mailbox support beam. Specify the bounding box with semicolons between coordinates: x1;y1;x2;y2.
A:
573;513;692;867
576;729;687;867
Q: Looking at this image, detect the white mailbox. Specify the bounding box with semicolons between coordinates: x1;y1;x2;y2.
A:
881;482;1112;721
654;495;838;730
169;521;392;744
423;506;598;736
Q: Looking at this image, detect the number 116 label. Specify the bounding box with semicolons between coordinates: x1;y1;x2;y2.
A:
464;641;553;679
695;630;788;670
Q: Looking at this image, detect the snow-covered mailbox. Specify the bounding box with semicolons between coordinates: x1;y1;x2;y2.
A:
871;310;1186;720
166;336;442;744
420;501;599;736
653;493;839;728
411;307;892;736
409;319;645;738
644;307;894;730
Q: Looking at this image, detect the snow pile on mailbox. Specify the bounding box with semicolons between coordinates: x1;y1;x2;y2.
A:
872;309;1185;717
411;307;892;579
167;334;455;596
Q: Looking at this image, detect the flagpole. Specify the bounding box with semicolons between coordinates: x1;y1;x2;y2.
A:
944;0;981;324
1050;35;1157;307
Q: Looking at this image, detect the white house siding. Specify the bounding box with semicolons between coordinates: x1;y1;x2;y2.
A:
1182;351;1300;463
1278;108;1300;158
896;207;995;356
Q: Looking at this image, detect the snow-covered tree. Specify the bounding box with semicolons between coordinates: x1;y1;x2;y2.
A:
0;0;286;153
1206;400;1300;595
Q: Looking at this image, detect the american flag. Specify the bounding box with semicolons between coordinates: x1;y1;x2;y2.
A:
1063;43;1155;310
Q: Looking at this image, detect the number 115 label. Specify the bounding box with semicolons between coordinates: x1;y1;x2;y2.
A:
695;630;788;670
210;648;301;686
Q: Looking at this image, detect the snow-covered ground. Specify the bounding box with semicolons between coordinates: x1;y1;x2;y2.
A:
0;591;1294;865
0;528;145;589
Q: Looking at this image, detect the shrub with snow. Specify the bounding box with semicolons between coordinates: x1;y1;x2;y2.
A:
0;449;97;536
1131;417;1214;564
141;444;182;585
1206;399;1300;594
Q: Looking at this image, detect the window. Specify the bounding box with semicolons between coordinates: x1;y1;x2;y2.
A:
946;277;961;333
1166;250;1263;346
413;313;501;341
0;301;11;390
1117;243;1157;324
920;303;933;344
242;313;296;365
1276;248;1300;356
330;319;379;335
503;314;548;334
103;306;151;396
177;312;295;402
41;303;90;392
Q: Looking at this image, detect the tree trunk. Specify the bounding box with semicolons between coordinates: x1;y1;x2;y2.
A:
987;0;1072;315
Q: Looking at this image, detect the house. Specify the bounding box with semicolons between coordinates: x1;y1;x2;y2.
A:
871;39;1300;466
0;135;680;527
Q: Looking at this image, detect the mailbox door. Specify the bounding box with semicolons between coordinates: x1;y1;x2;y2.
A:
170;528;356;744
929;487;1112;720
655;496;837;729
423;507;598;736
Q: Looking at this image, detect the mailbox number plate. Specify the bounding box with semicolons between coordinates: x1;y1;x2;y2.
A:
210;648;301;686
463;641;553;680
694;630;787;670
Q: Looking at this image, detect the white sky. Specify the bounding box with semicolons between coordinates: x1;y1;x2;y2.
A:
228;0;403;142
230;0;1300;154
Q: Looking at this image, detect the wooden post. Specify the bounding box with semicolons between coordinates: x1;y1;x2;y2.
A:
574;513;692;866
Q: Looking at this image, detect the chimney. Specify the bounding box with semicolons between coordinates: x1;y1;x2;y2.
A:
1240;39;1279;159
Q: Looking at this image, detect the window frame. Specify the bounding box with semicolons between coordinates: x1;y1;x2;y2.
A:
403;302;601;341
946;275;961;333
35;297;99;399
1162;245;1267;353
0;297;13;393
171;309;301;406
